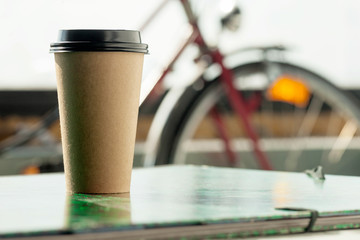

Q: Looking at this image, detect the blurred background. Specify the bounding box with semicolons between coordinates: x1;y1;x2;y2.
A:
1;0;360;175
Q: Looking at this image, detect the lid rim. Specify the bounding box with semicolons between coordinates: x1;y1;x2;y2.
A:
50;42;148;47
50;48;149;54
50;29;148;54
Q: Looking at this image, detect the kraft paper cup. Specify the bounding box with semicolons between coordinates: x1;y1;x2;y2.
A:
50;30;148;193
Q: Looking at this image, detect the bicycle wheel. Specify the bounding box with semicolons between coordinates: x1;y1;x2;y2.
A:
154;61;360;176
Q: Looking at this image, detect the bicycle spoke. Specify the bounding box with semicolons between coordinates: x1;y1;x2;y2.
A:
210;107;237;167
320;111;339;164
328;119;358;164
260;92;275;138
284;96;323;170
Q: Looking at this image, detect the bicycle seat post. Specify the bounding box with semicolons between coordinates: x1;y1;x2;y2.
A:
180;0;196;24
180;0;212;55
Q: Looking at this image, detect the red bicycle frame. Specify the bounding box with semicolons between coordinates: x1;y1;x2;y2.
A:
140;0;272;170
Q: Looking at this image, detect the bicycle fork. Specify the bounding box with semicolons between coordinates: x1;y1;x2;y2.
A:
210;49;272;170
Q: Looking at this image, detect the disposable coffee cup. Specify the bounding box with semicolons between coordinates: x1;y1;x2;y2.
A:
50;30;148;193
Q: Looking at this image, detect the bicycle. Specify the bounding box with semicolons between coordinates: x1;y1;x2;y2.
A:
1;0;360;176
141;0;360;175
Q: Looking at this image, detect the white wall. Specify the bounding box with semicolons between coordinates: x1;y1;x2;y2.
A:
1;0;360;89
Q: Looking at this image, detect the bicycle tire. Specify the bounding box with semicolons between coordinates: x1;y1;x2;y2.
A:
154;61;360;176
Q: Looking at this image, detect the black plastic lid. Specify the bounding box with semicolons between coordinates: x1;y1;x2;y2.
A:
50;29;148;54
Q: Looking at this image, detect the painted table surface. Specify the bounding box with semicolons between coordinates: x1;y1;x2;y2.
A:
1;165;360;237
